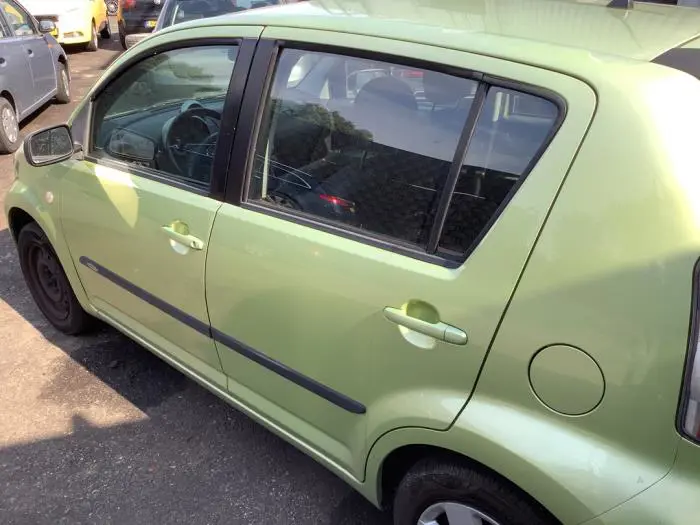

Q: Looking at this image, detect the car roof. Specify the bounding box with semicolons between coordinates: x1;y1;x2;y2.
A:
174;0;700;72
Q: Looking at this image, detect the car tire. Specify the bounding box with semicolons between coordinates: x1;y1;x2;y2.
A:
119;23;127;50
100;22;111;39
55;63;71;104
392;459;555;525
0;97;20;154
86;21;98;51
18;222;94;335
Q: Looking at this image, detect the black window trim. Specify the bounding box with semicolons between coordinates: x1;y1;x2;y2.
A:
0;8;11;38
84;37;257;201
228;38;567;267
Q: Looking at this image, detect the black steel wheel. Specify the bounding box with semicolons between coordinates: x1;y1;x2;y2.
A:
17;222;93;334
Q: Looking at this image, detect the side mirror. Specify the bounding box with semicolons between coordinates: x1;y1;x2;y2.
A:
25;125;75;166
107;128;156;163
38;20;56;33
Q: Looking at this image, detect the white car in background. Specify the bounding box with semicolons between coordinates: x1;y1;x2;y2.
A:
21;0;110;51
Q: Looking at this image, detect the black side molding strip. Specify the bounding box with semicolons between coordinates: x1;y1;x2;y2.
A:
211;328;366;414
79;257;366;415
79;256;211;337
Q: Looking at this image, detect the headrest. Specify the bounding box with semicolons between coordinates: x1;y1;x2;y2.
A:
354;76;417;113
423;70;471;107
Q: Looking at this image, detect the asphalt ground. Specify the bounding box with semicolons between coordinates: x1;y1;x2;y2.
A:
0;34;390;525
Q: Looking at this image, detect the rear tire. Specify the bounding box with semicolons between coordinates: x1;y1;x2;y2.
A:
17;222;93;335
86;22;98;52
55;63;71;104
0;97;20;154
392;459;555;525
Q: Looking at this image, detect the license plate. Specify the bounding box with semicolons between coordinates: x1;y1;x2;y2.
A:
145;20;157;28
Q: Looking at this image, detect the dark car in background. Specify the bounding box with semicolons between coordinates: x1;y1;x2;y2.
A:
153;0;303;34
121;0;164;48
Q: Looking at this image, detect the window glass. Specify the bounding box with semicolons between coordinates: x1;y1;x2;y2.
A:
439;87;558;255
91;45;238;188
0;15;9;38
1;0;36;36
249;49;479;247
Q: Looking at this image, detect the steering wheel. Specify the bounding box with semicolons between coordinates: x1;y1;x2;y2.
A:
164;101;221;177
187;132;220;183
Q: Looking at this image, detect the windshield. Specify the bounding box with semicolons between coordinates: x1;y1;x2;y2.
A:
158;0;280;29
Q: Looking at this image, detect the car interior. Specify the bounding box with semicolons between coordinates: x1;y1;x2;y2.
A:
254;50;558;254
89;44;557;257
91;46;237;186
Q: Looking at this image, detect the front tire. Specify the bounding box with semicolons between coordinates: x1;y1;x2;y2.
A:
18;222;93;335
100;22;111;39
119;22;127;50
0;97;19;154
55;62;71;104
86;21;98;52
392;459;555;525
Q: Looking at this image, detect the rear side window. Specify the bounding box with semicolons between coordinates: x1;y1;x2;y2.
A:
249;48;559;262
440;88;558;256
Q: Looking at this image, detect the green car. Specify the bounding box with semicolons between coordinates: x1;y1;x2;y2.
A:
5;0;700;523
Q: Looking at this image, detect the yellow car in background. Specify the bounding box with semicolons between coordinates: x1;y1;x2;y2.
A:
21;0;110;51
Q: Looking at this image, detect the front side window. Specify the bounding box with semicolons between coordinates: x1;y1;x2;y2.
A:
91;45;238;189
249;49;479;247
0;0;36;36
249;47;559;262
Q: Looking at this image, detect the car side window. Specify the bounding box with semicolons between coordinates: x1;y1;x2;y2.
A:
0;0;36;36
249;48;559;262
439;88;558;256
90;45;238;189
249;49;479;247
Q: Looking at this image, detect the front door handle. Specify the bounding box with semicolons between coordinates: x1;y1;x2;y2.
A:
383;307;467;345
161;224;204;250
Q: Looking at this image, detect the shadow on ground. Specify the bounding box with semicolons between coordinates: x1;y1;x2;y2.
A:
0;228;390;525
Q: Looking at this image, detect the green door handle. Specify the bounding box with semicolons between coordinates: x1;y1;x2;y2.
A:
383;307;468;345
161;225;205;251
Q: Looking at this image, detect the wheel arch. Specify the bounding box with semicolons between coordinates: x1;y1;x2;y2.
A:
364;415;608;525
1;89;16;113
364;394;677;525
5;194;91;314
373;442;560;523
57;53;69;80
8;207;36;242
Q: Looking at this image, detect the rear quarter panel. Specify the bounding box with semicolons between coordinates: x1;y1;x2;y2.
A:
427;63;700;523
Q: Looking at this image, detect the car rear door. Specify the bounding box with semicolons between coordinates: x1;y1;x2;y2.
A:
204;31;596;480
0;0;36;114
60;27;261;387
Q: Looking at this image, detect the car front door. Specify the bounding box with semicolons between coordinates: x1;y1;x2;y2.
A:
0;1;35;115
204;32;595;480
60;28;261;387
1;0;54;103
